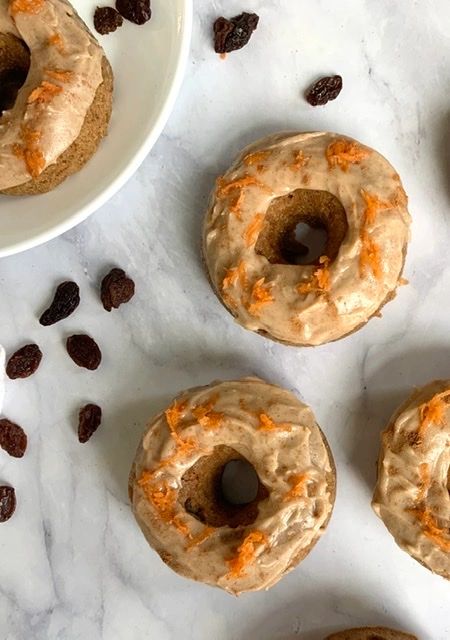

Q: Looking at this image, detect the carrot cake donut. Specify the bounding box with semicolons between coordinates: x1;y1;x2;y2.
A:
0;0;113;195
373;380;450;579
203;132;410;346
129;377;336;594
325;627;417;640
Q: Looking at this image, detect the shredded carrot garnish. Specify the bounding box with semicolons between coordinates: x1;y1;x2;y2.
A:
248;278;274;315
226;531;268;578
244;213;264;247
14;126;45;178
10;0;44;14
162;399;199;464
326;139;370;172
358;190;393;280
243;150;271;167
417;463;430;502
217;175;272;200
259;413;292;432
229;191;244;220
361;189;393;226
186;526;215;551
165;400;186;439
45;69;73;82
48;33;64;51
192;401;223;430
283;473;309;501
138;475;176;521
418;391;450;440
217;173;271;220
217;175;261;197
147;484;177;519
359;230;382;279
410;508;450;553
297;255;330;295
290;150;311;171
138;474;191;537
159;436;199;469
28;81;62;104
172;515;191;536
222;261;247;291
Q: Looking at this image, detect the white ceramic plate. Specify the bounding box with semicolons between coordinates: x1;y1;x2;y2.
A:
0;0;192;257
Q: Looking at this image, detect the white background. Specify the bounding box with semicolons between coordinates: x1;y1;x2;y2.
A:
1;1;449;638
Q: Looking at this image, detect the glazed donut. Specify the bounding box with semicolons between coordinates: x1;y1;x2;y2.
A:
372;380;450;579
0;0;113;195
324;627;417;640
203;132;410;346
129;377;336;594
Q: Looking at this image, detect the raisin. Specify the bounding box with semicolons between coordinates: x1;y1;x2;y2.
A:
94;6;123;34
66;335;102;370
116;0;151;25
213;12;259;54
100;268;135;311
6;344;42;380
78;404;102;443
0;486;16;523
306;75;343;106
39;281;80;326
0;419;27;458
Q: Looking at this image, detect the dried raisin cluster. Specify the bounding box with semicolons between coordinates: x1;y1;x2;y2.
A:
93;0;151;35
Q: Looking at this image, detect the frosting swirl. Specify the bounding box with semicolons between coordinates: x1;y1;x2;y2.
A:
0;0;104;189
203;132;411;346
130;378;335;594
372;380;450;579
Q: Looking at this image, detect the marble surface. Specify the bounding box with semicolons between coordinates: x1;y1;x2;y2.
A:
1;1;449;638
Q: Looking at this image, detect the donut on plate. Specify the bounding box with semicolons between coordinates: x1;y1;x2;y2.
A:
203;132;411;346
325;627;417;640
0;0;113;195
129;377;336;594
372;380;450;579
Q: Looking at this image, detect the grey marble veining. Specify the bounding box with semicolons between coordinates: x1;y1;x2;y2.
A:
1;1;450;638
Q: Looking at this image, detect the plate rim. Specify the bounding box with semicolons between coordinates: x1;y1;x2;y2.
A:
0;0;193;259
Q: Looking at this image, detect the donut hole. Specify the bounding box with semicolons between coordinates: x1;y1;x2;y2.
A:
221;459;260;505
0;34;31;115
293;222;328;264
179;445;269;528
255;188;348;266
